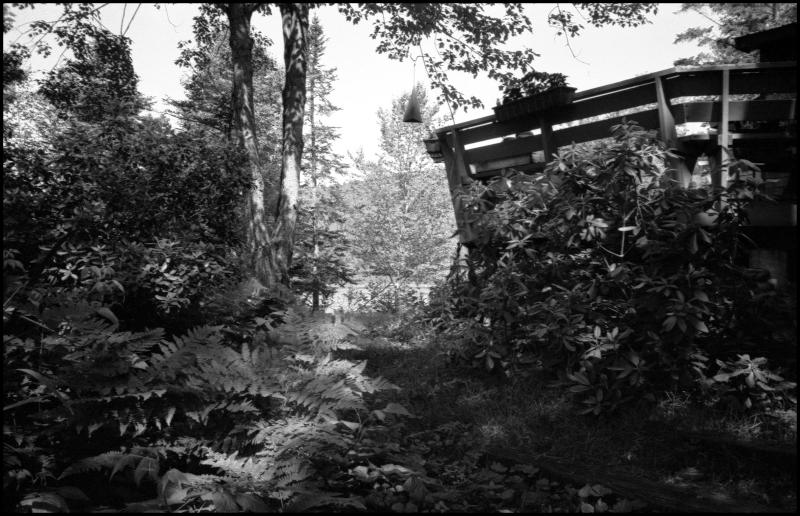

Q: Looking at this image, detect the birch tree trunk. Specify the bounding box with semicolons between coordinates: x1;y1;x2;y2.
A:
227;3;277;287
273;4;309;286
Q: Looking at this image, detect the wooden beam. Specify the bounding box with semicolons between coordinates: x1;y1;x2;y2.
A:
433;62;796;139
463;111;661;166
445;117;542;147
549;82;657;126
655;75;678;148
715;69;730;194
464;134;544;164
673;99;797;123
656;75;692;187
471;154;532;175
555;110;660;148
729;67;797;95
448;83;659;148
539;114;555;162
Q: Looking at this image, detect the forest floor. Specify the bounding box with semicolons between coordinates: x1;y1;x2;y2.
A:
342;312;797;513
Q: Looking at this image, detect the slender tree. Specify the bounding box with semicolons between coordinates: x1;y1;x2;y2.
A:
343;86;454;292
293;15;351;311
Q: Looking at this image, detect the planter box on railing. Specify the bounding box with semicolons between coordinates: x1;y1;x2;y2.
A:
423;137;444;162
494;86;577;122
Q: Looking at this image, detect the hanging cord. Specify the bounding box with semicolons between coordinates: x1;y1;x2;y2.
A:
409;54;418;96
413;43;457;129
413;44;472;270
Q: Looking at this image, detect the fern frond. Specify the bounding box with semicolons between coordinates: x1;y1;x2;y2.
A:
59;450;124;479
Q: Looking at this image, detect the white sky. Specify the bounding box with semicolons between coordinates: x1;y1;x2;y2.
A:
7;3;709;161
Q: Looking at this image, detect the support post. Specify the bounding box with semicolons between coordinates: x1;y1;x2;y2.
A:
655;75;693;188
539;114;555;162
440;129;476;243
716;69;731;188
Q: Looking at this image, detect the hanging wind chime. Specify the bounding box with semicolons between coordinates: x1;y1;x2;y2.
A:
402;55;423;123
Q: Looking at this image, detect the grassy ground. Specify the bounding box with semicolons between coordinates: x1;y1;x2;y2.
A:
343;311;797;512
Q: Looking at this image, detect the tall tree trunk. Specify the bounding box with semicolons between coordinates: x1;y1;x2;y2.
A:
273;4;309;287
227;4;276;287
271;4;309;285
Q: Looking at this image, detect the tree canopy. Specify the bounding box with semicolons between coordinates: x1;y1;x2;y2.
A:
673;3;798;65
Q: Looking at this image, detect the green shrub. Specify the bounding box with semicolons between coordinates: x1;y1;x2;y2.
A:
4;105;250;328
431;120;796;414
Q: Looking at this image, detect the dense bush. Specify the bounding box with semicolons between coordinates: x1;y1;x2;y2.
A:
4;106;250;329
430;120;796;414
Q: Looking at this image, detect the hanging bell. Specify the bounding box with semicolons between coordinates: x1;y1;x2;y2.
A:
402;88;423;123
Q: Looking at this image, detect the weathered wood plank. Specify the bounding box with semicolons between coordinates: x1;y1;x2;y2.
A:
434;63;795;146
471;154;532;175
554;109;660;148
549;82;657;126
486;446;784;513
716;69;731;192
729;67;798;95
446;117;542;147
678;131;797;143
464;110;661;165
673;99;797;123
450;82;659;147
464;134;544;164
572;61;796;103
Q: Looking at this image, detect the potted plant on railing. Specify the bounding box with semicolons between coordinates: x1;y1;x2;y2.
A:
494;71;576;122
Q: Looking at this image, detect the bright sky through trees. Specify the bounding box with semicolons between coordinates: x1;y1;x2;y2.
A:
7;3;708;161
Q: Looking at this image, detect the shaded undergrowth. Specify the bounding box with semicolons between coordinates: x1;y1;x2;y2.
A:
344;312;797;513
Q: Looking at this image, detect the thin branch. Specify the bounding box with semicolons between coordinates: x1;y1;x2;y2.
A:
555;4;590;65
163;4;179;29
4;397;49;412
154;108;226;132
48;45;70;73
17;3;109;50
120;3;127;35
27;12;67;51
436;26;487;61
688;5;723;27
122;3;141;37
19;314;57;334
429;40;461;118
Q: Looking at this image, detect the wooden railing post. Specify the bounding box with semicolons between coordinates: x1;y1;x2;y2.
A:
539;114;555;162
655;75;693;188
706;69;731;211
717;69;731;186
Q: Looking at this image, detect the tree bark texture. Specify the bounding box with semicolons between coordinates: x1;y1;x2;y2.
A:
274;3;309;286
227;4;277;287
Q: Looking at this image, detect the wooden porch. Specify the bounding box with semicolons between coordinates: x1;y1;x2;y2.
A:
429;60;796;241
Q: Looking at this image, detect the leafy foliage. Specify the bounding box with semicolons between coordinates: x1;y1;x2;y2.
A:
673;3;798;65
429;120;796;415
501;70;570;103
342;87;455;291
336;3;657;110
4;295;411;511
39;29;146;122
